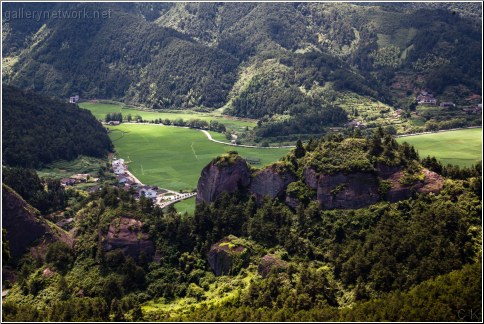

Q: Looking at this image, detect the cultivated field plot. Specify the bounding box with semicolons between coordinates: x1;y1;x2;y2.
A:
108;124;289;191
79;102;256;133
396;128;482;167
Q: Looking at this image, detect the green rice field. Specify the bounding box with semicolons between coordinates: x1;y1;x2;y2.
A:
396;128;482;167
79;102;256;133
108;124;289;192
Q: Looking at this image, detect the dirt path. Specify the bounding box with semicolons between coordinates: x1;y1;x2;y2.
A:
199;130;295;149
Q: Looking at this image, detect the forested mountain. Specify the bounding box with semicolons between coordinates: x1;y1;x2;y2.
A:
2;85;113;168
3;2;481;118
2;129;481;322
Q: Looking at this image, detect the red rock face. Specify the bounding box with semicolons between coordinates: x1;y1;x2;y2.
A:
103;217;155;261
384;168;444;202
196;157;251;204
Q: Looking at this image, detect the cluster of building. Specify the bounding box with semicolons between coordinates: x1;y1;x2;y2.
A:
416;90;456;108
60;173;98;186
111;158;160;199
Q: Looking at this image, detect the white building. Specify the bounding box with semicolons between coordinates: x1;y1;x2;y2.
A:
137;186;158;198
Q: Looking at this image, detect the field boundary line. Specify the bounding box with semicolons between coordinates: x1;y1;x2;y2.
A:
395;126;482;138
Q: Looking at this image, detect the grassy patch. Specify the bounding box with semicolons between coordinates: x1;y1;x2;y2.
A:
396;128;482;167
37;156;106;179
173;197;196;215
79;102;256;133
108;124;289;191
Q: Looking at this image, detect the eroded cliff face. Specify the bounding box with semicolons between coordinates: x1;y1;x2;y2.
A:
383;168;444;202
196;156;251;205
207;236;250;276
250;168;297;202
314;172;380;210
196;155;445;210
2;185;69;258
103;217;155;261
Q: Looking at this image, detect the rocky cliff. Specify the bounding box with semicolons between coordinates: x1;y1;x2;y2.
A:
103;217;155;261
196;153;251;205
196;152;445;210
2;184;69;258
250;167;297;202
207;235;251;276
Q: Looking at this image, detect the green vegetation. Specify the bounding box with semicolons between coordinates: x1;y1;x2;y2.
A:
2;166;67;215
2;130;481;322
397;128;482;167
107;124;289;191
173;197;196;215
2;86;113;168
4;2;480;141
37;156;107;180
79;102;256;134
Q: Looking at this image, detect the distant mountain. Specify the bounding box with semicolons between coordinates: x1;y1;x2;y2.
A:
2;85;113;168
2;2;481;119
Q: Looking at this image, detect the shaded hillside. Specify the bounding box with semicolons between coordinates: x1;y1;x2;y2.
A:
3;2;480;117
2;85;112;168
2;184;70;259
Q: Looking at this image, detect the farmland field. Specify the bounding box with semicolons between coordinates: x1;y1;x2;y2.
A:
396;128;482;167
108;124;290;192
79;101;256;133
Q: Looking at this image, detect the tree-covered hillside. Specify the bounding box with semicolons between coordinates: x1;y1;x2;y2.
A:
1;130;481;321
2;86;113;168
3;2;481;117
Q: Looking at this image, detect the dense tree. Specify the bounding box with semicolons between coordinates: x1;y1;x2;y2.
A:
2;86;113;168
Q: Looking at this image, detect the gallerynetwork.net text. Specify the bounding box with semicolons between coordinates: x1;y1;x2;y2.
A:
3;8;112;22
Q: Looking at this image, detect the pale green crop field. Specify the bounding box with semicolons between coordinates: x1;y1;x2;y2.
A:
79;102;256;132
173;197;196;215
396;128;482;167
108;124;289;192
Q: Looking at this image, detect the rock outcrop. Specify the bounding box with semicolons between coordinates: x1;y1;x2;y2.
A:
250;167;297;202
196;154;251;205
383;168;444;202
2;184;68;258
258;254;288;278
103;217;155;261
314;172;380;210
196;153;445;210
207;236;250;276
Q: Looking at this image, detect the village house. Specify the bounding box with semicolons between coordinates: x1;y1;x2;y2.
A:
116;175;129;184
60;178;77;186
69;95;79;103
416;91;437;105
137;186;158;199
112;158;127;175
88;185;101;193
346;120;366;128
439;102;456;108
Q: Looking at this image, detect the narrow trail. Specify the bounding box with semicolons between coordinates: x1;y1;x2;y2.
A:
199;129;295;149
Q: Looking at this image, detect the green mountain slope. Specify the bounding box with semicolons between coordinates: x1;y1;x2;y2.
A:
2;85;113;168
2;2;482;133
